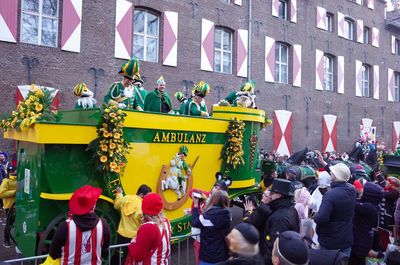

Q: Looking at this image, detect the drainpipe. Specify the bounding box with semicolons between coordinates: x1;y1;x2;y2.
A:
247;0;252;80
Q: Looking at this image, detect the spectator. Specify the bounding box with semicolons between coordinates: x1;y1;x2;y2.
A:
112;184;151;263
0;152;8;184
217;223;264;265
191;190;232;265
0;165;16;248
41;185;111;265
285;166;304;193
350;182;384;265
314;162;357;257
309;171;331;213
264;179;299;265
127;193;171;264
271;231;309;265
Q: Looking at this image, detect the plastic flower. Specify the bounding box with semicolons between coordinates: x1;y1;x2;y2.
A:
103;131;111;138
109;113;116;118
109;142;116;149
102;123;108;128
113;132;121;139
101;145;108;151
35;104;43;112
109;161;117;169
100;155;108;163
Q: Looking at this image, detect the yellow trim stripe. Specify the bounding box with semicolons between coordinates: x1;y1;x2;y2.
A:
40;192;114;204
212;106;266;122
212;106;265;115
229;179;256;189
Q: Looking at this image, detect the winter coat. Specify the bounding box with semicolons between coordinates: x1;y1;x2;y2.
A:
314;181;357;250
378;190;399;230
191;206;232;263
0;175;16;209
395;198;400;229
216;254;264;265
352;182;383;257
264;196;299;264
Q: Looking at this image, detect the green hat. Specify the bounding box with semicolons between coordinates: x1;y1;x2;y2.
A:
74;82;88;96
119;58;140;79
240;80;256;94
133;73;143;84
179;145;189;156
157;76;165;85
174;92;186;102
194;81;211;98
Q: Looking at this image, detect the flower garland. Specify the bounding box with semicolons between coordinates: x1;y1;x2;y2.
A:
223;118;245;169
0;84;58;131
88;105;130;175
261;113;273;128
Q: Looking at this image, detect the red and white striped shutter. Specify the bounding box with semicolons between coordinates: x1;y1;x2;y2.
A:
392;36;396;54
61;0;82;53
114;0;132;59
373;65;379;99
361;118;373;128
265;36;275;82
393;121;400;151
337;12;345;38
316;7;327;30
236;29;248;77
162;11;178;67
337;56;345;94
322;114;338;153
201;18;214;71
367;0;374;10
356;0;362;5
290;0;297;23
0;0;18;43
388;68;395;102
233;0;242;6
356;20;363;43
355;60;362;97
273;110;293;156
292;44;301;87
315;49;324;91
372;27;379;47
272;0;279;17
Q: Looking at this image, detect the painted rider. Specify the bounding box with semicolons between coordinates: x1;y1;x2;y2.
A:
144;76;172;113
184;81;210;117
177;145;191;194
225;80;256;108
103;58;143;110
73;83;97;109
131;74;148;109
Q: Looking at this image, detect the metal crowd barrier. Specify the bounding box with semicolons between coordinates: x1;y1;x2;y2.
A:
2;233;198;265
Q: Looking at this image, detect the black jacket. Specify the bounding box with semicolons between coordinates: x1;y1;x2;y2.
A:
314;181;357;250
216;254;264;265
264;196;299;264
191;206;232;263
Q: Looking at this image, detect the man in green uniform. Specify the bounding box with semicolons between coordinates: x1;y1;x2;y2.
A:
225;80;256;108
184;81;210;117
104;58;143;110
174;91;188;114
132;75;148;109
144;76;172;113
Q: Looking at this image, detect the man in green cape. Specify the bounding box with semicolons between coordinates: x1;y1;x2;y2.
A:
144;76;172;113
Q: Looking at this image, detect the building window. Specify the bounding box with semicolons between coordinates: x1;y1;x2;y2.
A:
344;18;354;40
395;72;400;101
361;64;370;97
275;42;289;84
214;28;232;74
395;39;400;55
323;55;334;91
278;0;288;20
363;27;370;44
326;13;334;32
20;0;59;47
133;9;159;62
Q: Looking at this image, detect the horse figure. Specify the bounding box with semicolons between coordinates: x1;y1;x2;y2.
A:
161;154;187;199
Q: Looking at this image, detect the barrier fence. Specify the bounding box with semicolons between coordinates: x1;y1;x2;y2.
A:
2;233;197;265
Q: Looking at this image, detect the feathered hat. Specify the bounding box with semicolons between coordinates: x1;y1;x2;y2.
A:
179;145;189;156
74;82;93;97
240;80;256;94
174;92;187;103
194;81;211;98
119;57;140;79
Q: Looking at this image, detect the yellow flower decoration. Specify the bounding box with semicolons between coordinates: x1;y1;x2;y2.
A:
109;143;116;149
114;133;121;139
109;161;117;169
103;131;110;138
35;104;43;112
101;145;108;151
109;113;116;118
100;155;108;163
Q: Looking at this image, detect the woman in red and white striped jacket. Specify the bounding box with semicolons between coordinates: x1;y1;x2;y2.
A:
127;193;171;265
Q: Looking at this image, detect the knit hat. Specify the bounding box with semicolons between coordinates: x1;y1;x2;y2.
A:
0;152;7;159
271;178;293;196
157;76;165;85
142;193;163;215
285;166;302;181
362;182;384;205
234;223;259;244
329;163;351;182
317;171;332;188
230;223;260;256
351;164;368;180
386;177;400;192
240;80;256;94
275;231;309;265
119;58;140;79
69;185;102;215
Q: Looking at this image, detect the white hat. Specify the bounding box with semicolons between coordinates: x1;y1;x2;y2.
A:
318;171;332;188
329;163;350;182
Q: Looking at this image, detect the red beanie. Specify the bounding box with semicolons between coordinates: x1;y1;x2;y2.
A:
142;193;163;215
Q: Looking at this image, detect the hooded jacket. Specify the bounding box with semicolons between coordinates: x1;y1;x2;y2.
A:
191;206;232;263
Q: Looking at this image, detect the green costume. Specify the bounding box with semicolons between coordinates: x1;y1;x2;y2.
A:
104;82;140;109
184;98;208;116
225;91;238;106
144;89;172;113
133;86;148;109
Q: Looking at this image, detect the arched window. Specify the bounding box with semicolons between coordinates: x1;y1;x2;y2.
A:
275;42;289;83
214;27;232;74
133;9;159;62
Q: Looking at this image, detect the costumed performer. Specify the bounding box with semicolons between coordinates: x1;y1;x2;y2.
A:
144;76;172;113
184;81;210;117
225;80;256;108
104;58;143;110
174;91;188;114
132;74;148;109
73;82;97;109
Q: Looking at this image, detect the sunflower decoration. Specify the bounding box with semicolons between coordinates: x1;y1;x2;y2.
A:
88;105;130;176
0;84;59;131
222;118;245;169
261;113;273;129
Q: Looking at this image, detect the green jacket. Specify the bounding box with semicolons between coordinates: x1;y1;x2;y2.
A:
225;91;238;106
144;89;172;113
133;86;148;109
184;98;208;116
104;82;139;109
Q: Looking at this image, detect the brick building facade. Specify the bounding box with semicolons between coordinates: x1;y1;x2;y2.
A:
0;0;399;154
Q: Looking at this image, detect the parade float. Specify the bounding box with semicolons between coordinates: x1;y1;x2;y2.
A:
0;85;270;256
